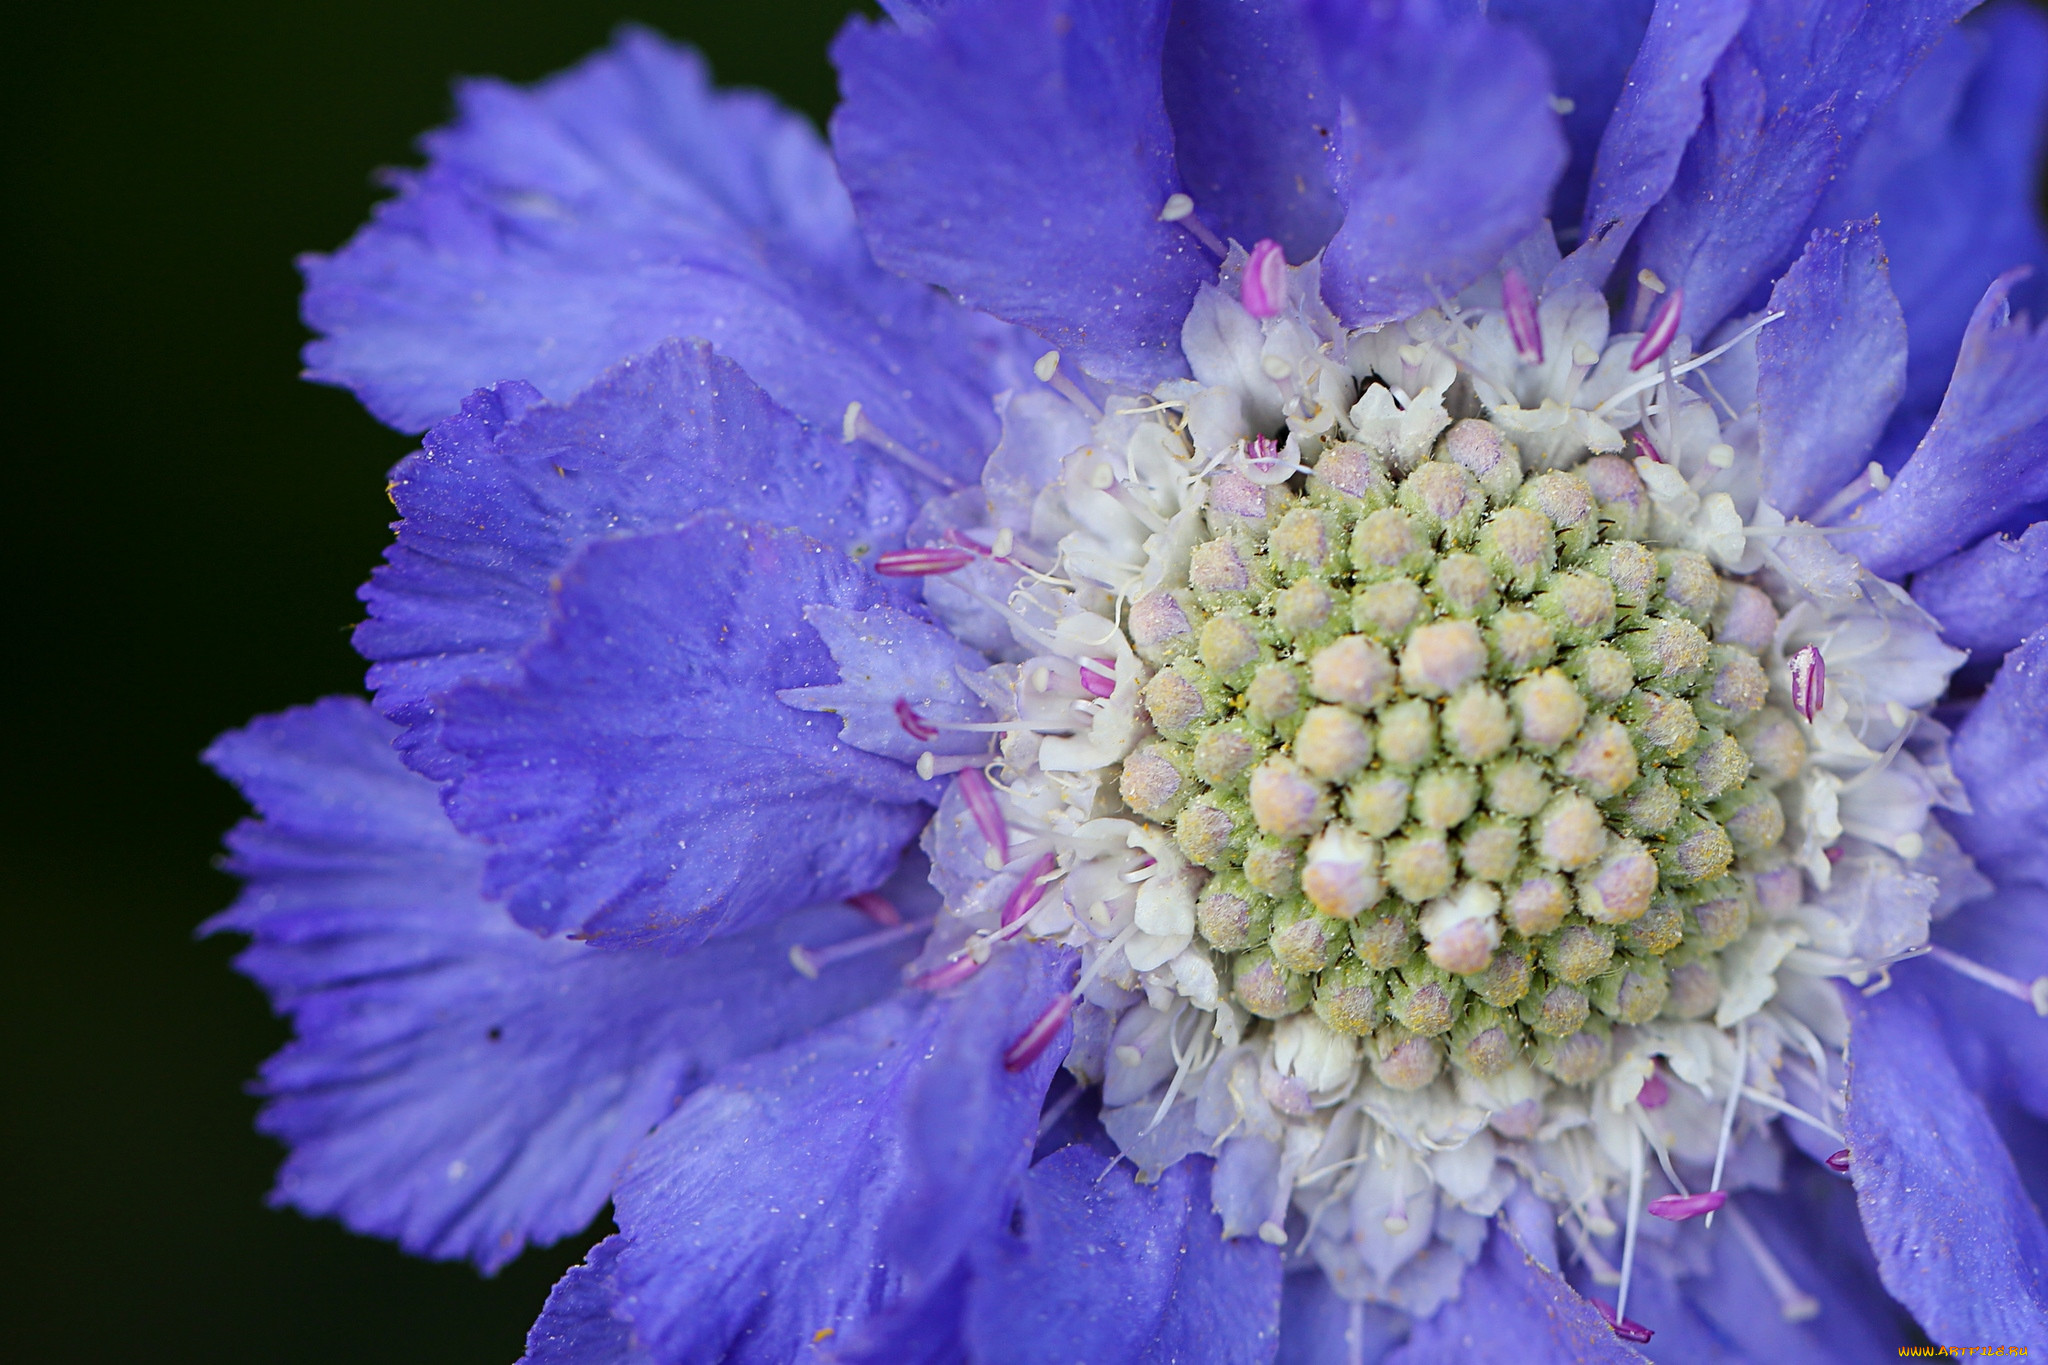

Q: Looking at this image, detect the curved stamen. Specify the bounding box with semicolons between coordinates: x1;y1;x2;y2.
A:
1158;192;1226;258
788;919;926;978
1926;945;2048;1015
956;767;1009;863
1033;349;1104;420
1242;238;1288;319
1788;644;1826;722
895;698;939;741
1003;992;1075;1071
1501;266;1542;363
840;401;963;489
1826;1149;1852;1174
1724;1202;1821;1321
1631;287;1685;370
876;545;976;577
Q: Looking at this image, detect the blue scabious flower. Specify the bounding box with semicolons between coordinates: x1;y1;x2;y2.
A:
211;1;2048;1357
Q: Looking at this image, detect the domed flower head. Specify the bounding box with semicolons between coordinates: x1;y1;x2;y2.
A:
212;0;2048;1358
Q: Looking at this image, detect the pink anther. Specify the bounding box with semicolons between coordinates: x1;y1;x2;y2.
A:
1003;993;1075;1072
895;698;939;741
876;546;976;577
1789;644;1826;722
1631;287;1685;370
1242;239;1287;318
1826;1149;1851;1174
1502;266;1543;364
847;891;902;927
1001;852;1060;927
1077;658;1117;698
1647;1190;1726;1221
1636;1070;1669;1110
1627;428;1663;463
1595;1301;1654;1344
956;767;1009;864
911;954;983;991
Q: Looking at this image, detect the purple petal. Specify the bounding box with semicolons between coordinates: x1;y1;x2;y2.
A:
518;1237;651;1365
961;1149;1282;1365
1913;881;2048;1122
1813;4;2048;449
1310;0;1566;327
1277;1271;1403;1365
1160;0;1345;263
1842;980;2048;1345
437;518;931;945
204;698;913;1272
1386;1220;1640;1364
1488;0;1658;240
357;341;917;779
831;0;1209;388
603;943;1072;1364
301;28;1024;464
1944;628;2048;890
1757;220;1908;517
1633;0;1975;338
1911;521;2048;658
779;603;993;764
1846;270;2048;579
1544;0;1749;298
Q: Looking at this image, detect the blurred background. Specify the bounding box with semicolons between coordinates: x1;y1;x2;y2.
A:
6;3;860;1360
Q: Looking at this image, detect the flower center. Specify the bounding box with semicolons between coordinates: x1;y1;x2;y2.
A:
1121;422;1801;1090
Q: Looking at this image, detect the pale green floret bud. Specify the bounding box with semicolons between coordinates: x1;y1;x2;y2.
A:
1412;765;1480;829
1400;619;1489;696
1505;867;1573;935
1696;645;1770;727
1485;757;1552;816
1619;900;1685;956
1520;976;1591;1037
1293;705;1375;782
1616;773;1682;837
1343;772;1412;836
1487;608;1558;673
1351;578;1426;641
1246;662;1304;730
1398;459;1486;544
1242;835;1301;897
1193;722;1264;786
1459;816;1524;883
1739;708;1808;785
1196;874;1271;951
1715;582;1779;652
1375;698;1438;767
1674;729;1750;802
1466;939;1534;1008
1557;716;1640;800
1714;780;1786;855
1660;813;1736;886
1271;898;1350;972
1533;1017;1610;1083
1442;683;1514;762
1442;417;1525;503
1389;960;1465;1036
1314;957;1384;1036
1568;643;1637;703
1535;570;1618;646
1269;506;1337;579
1119;741;1192;821
1351;507;1433;579
1656;549;1721;626
1371;1024;1445;1090
1580;454;1651;540
1621;615;1712;686
1685;879;1753;951
1511;670;1586;749
1621;689;1701;759
1309;634;1397;711
1142;660;1218;738
1542;921;1616;985
1273;578;1339;642
1591;954;1670;1024
1350;903;1418;969
1307;442;1395;510
1431;552;1498;617
1129;588;1201;665
1176;796;1245;869
1516;470;1599;558
1449;1003;1526;1078
1199;613;1265;682
1575;839;1658;923
1535;792;1607;870
1301;824;1381;919
1249;756;1328;837
1234;948;1311;1019
1477;505;1557;595
1384;830;1457;901
1420;881;1503;974
1188;533;1266;607
1584;540;1660;610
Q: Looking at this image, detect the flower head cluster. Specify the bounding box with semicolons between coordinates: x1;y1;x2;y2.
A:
211;1;2048;1360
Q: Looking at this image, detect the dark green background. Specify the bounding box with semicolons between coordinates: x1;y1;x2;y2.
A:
6;4;859;1361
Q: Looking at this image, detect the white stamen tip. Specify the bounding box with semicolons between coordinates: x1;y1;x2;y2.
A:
1866;460;1892;491
1381;1215;1408;1235
1034;350;1061;383
1549;94;1576;114
1260;355;1291;380
1158;193;1194;223
840;400;863;444
1707;443;1735;468
916;752;937;780
1637;268;1667;294
1258;1221;1289;1245
993;526;1015;558
1893;831;1924;860
788;945;821;979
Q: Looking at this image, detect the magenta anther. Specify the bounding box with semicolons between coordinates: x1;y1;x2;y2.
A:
895;698;939;741
1077;658;1117;698
1789;644;1826;722
1826;1149;1852;1174
956;767;1009;863
1242;239;1287;318
1595;1301;1655;1344
1647;1190;1727;1222
1631;287;1685;370
1245;434;1282;476
1637;1070;1669;1110
1003;993;1075;1072
1627;428;1663;463
876;546;976;577
847;891;902;927
1001;852;1060;927
911;954;983;991
1502;266;1543;363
